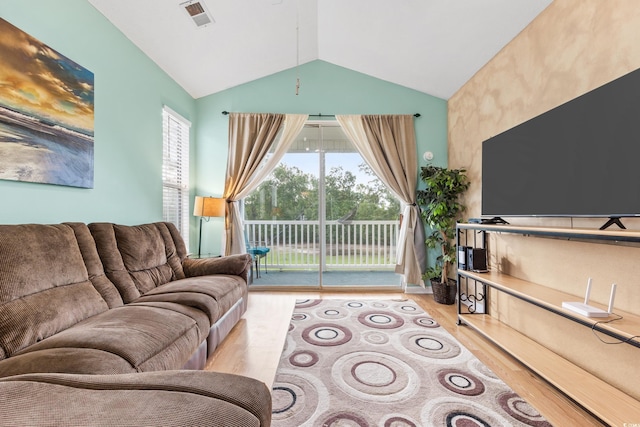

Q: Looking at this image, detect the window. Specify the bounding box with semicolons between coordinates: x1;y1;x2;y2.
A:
162;106;190;247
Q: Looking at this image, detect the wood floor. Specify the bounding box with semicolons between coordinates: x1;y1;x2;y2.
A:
205;291;605;426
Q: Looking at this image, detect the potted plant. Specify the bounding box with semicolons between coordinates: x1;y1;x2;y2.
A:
417;165;470;304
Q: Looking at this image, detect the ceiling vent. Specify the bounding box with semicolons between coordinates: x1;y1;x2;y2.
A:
181;0;214;28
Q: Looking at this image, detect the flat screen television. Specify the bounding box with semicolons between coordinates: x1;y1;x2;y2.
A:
482;67;640;228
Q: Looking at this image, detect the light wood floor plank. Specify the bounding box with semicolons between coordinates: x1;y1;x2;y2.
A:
206;290;604;426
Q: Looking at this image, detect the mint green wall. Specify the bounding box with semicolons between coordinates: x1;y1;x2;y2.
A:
0;5;447;259
0;1;196;236
194;60;447;255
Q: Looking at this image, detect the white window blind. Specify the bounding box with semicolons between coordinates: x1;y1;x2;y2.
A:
162;106;190;248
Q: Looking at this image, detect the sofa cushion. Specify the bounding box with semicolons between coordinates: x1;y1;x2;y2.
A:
14;305;201;372
128;301;211;343
183;254;252;279
0;348;137;378
133;291;221;328
65;222;123;308
88;222;141;302
0;224;109;360
0;371;272;427
89;222;187;302
134;275;246;324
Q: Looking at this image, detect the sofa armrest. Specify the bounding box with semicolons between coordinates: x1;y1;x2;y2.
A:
0;370;272;426
183;254;252;280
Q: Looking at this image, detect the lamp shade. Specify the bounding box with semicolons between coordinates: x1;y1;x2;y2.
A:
194;196;225;217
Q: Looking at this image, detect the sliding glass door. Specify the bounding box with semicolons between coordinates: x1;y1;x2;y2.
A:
244;122;402;289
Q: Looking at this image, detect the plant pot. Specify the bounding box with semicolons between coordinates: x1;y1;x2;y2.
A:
431;278;457;305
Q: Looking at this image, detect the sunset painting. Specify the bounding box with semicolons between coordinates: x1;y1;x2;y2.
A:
0;18;94;188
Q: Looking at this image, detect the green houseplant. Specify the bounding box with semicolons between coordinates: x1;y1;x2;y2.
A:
417;165;470;304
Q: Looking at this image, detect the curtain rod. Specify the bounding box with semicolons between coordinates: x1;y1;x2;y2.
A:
221;111;421;118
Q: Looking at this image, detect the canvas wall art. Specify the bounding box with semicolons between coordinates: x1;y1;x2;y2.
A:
0;17;94;189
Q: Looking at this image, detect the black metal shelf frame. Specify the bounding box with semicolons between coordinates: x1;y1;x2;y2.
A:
455;223;640;349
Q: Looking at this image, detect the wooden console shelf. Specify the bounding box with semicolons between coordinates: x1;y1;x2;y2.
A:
459;270;640;348
460;314;640;426
456;223;640;425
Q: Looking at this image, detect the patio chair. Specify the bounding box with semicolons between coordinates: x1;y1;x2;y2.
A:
245;234;270;278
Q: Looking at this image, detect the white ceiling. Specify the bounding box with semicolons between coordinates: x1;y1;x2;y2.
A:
88;0;552;100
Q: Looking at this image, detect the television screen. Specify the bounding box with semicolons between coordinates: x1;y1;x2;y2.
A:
482;67;640;219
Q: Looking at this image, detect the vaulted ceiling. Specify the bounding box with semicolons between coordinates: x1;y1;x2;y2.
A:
88;0;552;100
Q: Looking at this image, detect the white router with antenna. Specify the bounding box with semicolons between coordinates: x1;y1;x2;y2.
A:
562;278;616;318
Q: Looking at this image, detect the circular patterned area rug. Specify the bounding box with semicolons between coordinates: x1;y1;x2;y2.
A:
272;298;551;427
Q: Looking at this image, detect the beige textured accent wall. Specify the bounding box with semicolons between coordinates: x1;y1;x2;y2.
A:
449;1;640;400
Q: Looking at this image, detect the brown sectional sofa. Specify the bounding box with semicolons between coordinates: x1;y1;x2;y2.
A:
0;222;271;426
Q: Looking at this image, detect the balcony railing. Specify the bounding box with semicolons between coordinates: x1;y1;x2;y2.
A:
245;220;399;270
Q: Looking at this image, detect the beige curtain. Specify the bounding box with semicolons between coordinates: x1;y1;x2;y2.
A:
336;114;426;287
223;113;308;255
